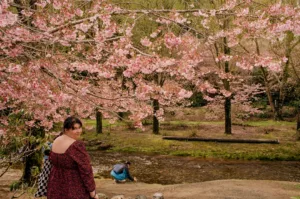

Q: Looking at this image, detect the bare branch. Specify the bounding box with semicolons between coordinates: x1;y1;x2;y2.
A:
0;147;38;178
130;46;155;57
239;42;250;54
290;38;300;51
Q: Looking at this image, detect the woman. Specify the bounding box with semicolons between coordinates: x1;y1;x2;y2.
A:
47;116;99;199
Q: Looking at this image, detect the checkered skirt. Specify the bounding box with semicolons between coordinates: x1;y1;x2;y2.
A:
34;159;52;197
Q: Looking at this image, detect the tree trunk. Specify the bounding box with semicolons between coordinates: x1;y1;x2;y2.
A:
118;112;124;121
275;32;293;121
96;111;102;134
152;73;164;135
260;67;277;115
22;149;42;186
153;99;159;134
224;97;232;134
274;100;284;121
223;26;232;134
22;126;44;186
274;58;290;121
255;39;278;120
296;105;300;141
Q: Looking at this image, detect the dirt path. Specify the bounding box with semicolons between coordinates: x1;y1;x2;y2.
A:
96;179;300;199
1;169;299;199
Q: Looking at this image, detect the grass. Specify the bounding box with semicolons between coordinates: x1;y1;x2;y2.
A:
241;120;296;127
162;120;224;126
82;114;300;161
84;119;126;127
82;107;300;161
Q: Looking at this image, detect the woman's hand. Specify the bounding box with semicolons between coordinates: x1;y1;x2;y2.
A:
90;190;98;199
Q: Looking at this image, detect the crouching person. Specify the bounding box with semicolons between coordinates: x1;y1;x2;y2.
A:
110;161;137;183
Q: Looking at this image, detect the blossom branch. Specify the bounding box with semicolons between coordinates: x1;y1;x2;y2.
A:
130;46;155;57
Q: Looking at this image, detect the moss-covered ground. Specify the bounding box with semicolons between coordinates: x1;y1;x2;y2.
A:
82;108;300;161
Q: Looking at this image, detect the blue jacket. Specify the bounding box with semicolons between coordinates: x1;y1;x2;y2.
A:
112;163;134;181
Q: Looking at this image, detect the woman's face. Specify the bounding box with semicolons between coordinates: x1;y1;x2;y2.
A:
65;123;82;140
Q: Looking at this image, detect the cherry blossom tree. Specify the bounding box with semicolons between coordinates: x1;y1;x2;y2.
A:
0;0;197;182
183;0;297;130
0;1;179;131
235;1;300;121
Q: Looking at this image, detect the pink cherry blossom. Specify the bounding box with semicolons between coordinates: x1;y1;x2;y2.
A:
164;32;182;49
0;12;17;27
140;37;152;47
75;8;84;17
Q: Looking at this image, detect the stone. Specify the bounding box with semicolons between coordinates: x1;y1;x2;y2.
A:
111;195;125;199
152;193;164;199
97;193;109;199
135;195;147;199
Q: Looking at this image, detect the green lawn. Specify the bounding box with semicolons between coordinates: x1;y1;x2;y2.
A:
82;118;300;161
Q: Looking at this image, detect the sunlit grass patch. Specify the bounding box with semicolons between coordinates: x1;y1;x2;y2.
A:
242;120;295;127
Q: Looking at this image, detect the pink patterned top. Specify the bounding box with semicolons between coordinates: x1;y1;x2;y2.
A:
47;141;95;199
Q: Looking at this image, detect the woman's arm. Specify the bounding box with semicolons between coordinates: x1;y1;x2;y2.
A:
69;141;96;193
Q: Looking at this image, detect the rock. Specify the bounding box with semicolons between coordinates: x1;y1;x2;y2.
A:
152;193;164;199
135;195;147;199
97;143;113;150
97;193;109;199
111;195;125;199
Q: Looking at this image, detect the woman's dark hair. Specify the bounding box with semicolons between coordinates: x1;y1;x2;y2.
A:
63;116;82;131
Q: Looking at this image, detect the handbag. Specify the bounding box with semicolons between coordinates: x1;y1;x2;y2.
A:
34;158;52;197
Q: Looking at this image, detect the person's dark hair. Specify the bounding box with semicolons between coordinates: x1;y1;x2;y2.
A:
63;116;82;131
125;161;131;165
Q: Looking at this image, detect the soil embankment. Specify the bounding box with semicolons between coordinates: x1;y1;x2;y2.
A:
96;179;300;199
1;169;300;199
